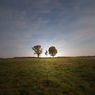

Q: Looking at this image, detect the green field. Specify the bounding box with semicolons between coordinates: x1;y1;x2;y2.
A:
0;57;95;95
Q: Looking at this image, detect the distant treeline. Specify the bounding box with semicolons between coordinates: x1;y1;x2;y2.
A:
57;56;95;58
0;56;95;59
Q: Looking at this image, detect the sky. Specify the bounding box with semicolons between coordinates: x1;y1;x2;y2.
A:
0;0;95;58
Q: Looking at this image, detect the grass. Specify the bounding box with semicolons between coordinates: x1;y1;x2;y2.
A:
0;57;95;95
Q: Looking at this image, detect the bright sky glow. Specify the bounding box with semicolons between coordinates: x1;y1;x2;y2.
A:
0;0;95;58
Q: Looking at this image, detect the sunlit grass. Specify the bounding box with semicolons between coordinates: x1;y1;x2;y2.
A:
0;57;95;95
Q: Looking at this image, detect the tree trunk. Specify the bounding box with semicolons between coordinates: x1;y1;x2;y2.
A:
37;54;40;58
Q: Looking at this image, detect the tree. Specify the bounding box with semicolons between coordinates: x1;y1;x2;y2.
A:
32;45;42;57
45;50;48;57
48;46;57;57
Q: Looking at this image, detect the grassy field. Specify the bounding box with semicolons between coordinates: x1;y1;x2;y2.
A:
0;57;95;95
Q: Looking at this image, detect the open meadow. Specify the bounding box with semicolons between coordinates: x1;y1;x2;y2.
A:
0;57;95;95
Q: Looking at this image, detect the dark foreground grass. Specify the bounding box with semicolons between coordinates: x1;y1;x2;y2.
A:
0;57;95;95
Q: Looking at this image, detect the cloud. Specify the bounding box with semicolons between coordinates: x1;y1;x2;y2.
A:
0;0;95;57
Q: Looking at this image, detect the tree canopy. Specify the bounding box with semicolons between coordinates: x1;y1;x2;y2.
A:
48;46;57;57
32;45;42;57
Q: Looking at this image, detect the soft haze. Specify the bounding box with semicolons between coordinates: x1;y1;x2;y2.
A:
0;0;95;58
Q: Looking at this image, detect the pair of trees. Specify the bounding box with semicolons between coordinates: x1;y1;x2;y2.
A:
32;45;57;57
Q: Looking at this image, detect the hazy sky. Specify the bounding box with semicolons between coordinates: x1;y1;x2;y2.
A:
0;0;95;58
